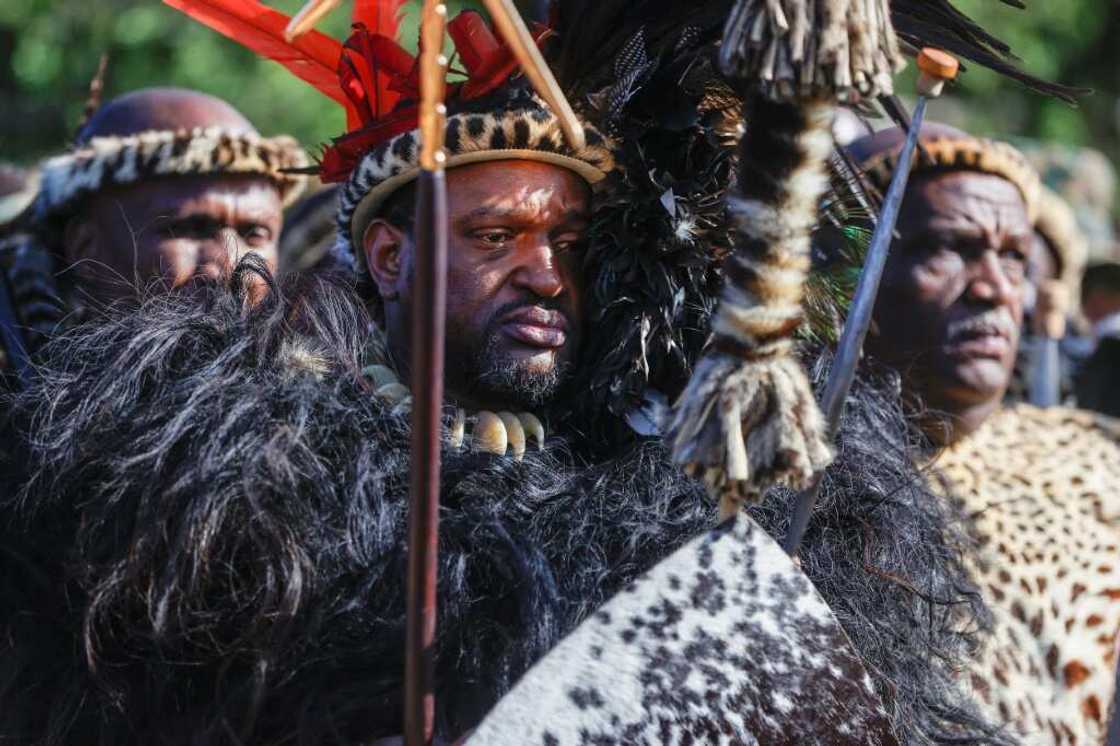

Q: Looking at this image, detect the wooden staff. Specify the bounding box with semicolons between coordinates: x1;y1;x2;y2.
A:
283;0;340;41
405;2;448;744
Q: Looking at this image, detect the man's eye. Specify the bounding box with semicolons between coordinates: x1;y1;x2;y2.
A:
995;243;1027;280
1000;245;1028;266
241;225;273;246
554;239;585;254
1001;253;1027;281
474;229;513;246
163;217;216;239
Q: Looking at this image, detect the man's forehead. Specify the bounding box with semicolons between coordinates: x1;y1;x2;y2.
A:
446;161;590;213
459;187;587;219
902;170;1030;230
94;174;281;216
912;170;1027;211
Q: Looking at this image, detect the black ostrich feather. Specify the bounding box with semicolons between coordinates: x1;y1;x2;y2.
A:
890;0;1088;103
543;0;1079;444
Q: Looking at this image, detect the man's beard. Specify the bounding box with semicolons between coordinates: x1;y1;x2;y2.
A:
468;329;570;409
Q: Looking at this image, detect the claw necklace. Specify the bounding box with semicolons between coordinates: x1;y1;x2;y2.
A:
362;363;547;460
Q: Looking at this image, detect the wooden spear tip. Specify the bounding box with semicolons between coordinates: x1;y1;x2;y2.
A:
917;48;959;81
283;0;341;41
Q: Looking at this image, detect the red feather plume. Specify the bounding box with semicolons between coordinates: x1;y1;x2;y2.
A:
350;0;409;120
162;0;357;123
168;0;544;183
353;0;407;39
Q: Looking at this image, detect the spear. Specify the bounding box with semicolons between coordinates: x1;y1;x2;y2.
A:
782;48;959;556
404;2;449;744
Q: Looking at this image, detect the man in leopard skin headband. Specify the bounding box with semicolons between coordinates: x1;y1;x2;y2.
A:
0;86;307;368
851;122;1120;744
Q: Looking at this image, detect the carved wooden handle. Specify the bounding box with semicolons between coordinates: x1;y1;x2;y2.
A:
284;0;341;41
916;48;959;98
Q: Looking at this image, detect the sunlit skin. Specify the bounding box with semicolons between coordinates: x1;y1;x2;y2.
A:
865;171;1032;444
61;88;284;304
364;159;590;410
66;176;281;300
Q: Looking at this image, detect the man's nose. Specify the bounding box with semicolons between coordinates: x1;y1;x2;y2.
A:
194;229;243;279
966;250;1017;306
511;238;565;299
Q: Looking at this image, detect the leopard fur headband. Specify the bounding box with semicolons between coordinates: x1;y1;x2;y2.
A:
859;133;1041;222
34;126;310;224
332;94;615;272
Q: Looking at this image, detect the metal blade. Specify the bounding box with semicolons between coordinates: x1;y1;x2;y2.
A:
1028;336;1061;407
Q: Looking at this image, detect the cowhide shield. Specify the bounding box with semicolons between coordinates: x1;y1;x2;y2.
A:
466;513;898;745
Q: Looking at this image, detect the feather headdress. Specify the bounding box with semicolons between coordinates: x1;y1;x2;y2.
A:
164;0;615;272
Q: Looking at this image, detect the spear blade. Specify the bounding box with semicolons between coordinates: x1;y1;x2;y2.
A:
1028;336;1061;407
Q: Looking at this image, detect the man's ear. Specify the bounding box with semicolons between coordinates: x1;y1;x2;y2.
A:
362;219;406;300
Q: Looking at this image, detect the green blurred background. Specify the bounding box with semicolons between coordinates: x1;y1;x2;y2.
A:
1;0;1117;212
0;0;485;162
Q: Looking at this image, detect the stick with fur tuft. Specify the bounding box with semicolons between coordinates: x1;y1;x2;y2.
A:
668;0;906;516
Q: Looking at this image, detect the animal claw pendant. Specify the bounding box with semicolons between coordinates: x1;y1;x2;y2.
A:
363;364;546;459
465;411;545;458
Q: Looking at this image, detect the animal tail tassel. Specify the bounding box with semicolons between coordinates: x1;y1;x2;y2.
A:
668;0;903;516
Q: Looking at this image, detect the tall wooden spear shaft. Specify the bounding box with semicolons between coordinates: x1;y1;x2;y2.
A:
405;2;449;744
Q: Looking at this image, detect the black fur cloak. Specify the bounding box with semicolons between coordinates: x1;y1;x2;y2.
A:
1;263;1002;744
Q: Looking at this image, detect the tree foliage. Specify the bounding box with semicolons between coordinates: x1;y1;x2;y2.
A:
0;0;480;164
931;0;1118;165
1;0;1116;185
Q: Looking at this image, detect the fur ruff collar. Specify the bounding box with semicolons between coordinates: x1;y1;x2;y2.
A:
0;262;1003;744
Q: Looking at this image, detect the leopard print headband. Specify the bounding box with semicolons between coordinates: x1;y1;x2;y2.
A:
34;126;310;224
858;134;1041;222
1034;185;1088;291
332;94;615;272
